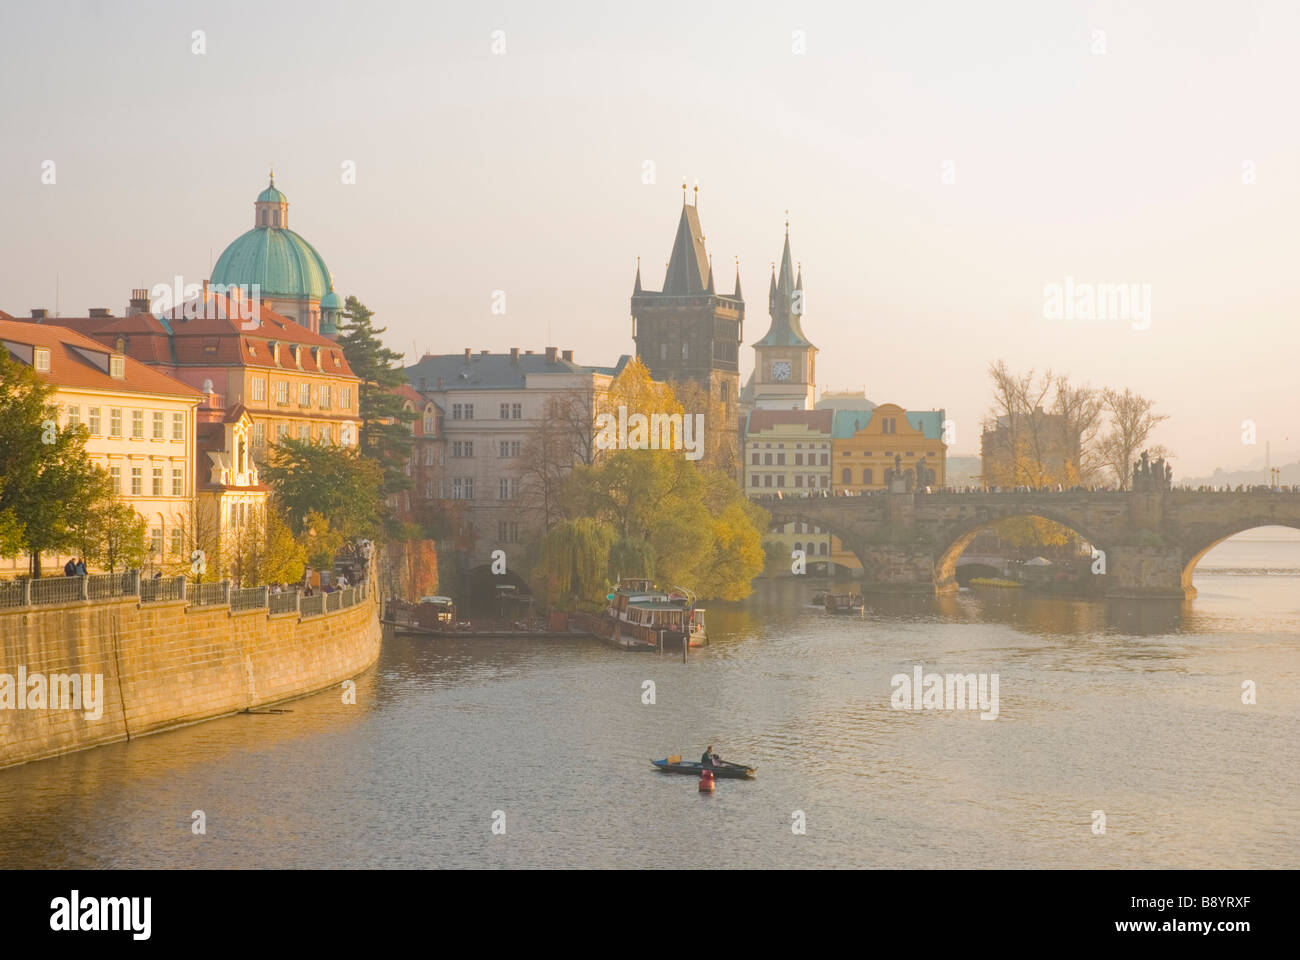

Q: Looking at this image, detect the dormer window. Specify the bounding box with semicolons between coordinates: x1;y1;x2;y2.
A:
109;355;125;378
33;347;50;372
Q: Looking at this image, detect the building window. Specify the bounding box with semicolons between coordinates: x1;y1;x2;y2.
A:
299;383;311;406
131;468;142;496
751;452;759;465
841;468;851;485
451;402;474;420
497;521;519;543
451;478;474;500
172;412;184;439
172;468;184;496
500;403;510;419
110;466;121;492
150;528;162;555
150;467;162;495
109;356;125;379
253;422;265;446
319;385;332;410
131;410;144;438
110;408;123;437
795;475;803;487
777;453;785;466
88;407;101;435
452;440;473;458
33;348;50;372
424;447;436;466
777;475;785;487
299;425;310;442
251;378;266;402
277;424;289;440
764;453;772;466
341;387;352;410
152;411;164;438
763;475;772;487
863;468;873;485
499;477;517;500
276;380;289;405
170;528;183;555
794;453;803;466
511;403;522;419
67;405;80;430
821;453;829;466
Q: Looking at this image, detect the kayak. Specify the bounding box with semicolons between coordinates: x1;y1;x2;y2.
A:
651;756;757;779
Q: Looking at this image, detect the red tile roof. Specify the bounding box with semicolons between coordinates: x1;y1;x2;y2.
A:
9;291;358;380
0;319;205;399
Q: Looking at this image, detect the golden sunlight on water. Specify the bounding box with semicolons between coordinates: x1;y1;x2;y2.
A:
0;532;1296;868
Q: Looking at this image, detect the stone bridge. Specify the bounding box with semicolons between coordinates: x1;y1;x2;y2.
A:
760;488;1300;597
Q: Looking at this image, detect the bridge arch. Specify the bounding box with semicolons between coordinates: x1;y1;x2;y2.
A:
934;510;1105;591
1179;521;1300;593
762;504;872;573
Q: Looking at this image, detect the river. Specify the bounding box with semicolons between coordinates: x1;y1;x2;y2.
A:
1;530;1296;869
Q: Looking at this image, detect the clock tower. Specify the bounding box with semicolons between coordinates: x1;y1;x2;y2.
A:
751;219;816;410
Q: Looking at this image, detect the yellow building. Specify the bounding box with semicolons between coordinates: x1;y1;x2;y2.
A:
0;318;204;575
831;403;946;494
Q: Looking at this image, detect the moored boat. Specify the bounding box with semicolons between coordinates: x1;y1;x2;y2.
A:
651;755;757;779
824;592;864;614
600;578;706;650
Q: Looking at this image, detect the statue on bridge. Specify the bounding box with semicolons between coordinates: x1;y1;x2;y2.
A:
1133;449;1172;491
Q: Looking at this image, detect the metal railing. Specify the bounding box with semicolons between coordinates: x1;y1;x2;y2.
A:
189;581;230;607
230;586;269;612
140;576;186;603
268;590;299;615
0;568;370;618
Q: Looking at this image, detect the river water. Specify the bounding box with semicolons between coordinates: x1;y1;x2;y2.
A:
1;530;1297;869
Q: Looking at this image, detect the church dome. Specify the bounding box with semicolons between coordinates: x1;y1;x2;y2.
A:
320;290;344;310
211;177;334;300
211;227;332;299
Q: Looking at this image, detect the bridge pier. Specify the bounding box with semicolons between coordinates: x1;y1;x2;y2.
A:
1092;544;1193;599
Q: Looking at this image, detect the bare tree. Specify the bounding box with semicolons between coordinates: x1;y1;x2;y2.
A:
1097;388;1170;490
1052;376;1104;484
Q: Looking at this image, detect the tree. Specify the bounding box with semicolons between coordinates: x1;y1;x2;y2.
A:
336;296;415;499
1097;388;1170;490
1051;375;1104;485
227;500;307;586
263;437;384;539
78;497;147;574
0;351;116;575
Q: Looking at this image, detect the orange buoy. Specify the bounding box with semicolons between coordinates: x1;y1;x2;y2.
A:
698;769;715;793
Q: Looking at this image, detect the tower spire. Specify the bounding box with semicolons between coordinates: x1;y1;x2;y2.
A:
733;256;742;299
633;256;642;294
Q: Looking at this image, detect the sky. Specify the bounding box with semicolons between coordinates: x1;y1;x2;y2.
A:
1;0;1297;475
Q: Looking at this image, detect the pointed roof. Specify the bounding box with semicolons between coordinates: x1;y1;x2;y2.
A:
733;260;742;298
662;203;711;295
633;257;642;294
754;221;815;349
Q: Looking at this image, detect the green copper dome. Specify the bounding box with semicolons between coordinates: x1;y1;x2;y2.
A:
211;226;333;300
320;290;344;310
257;183;287;203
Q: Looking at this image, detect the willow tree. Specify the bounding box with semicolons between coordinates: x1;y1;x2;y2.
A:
536;517;616;605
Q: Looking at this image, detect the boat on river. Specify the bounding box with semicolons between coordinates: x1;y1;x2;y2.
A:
651;755;757;779
598;578;706;650
825;592;864;614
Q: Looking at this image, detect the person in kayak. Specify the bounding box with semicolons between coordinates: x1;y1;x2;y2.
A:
700;745;720;768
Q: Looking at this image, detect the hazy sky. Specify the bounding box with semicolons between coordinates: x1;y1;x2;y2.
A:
2;0;1297;475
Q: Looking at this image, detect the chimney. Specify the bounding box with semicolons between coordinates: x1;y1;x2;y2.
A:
89;307;112;318
30;308;47;319
525;349;534;355
129;289;149;315
561;349;573;362
480;349;489;356
510;347;519;362
464;348;471;362
545;346;557;363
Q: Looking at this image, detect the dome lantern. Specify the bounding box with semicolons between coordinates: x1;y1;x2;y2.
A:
254;170;289;229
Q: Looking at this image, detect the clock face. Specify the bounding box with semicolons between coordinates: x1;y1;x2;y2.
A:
771;360;792;382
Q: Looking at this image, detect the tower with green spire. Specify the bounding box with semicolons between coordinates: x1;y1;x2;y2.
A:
751;217;816;410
